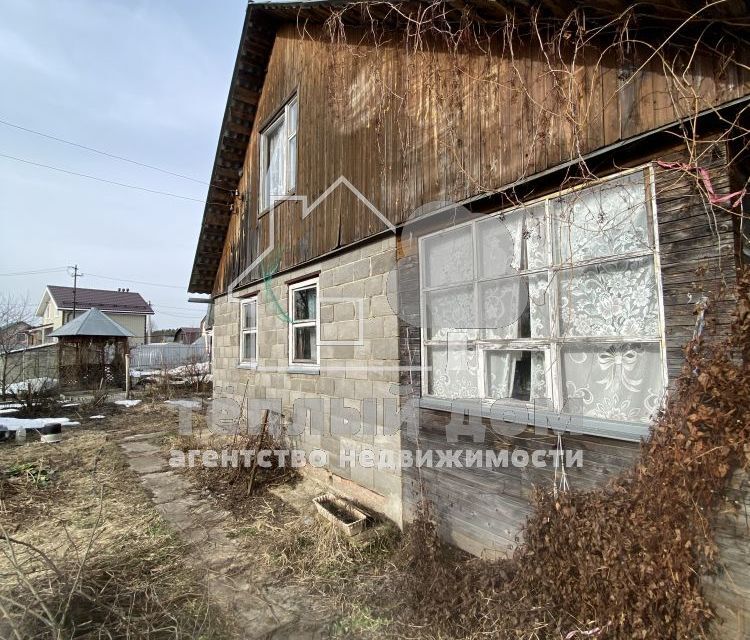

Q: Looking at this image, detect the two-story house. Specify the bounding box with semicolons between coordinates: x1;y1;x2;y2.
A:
31;286;154;346
189;1;749;633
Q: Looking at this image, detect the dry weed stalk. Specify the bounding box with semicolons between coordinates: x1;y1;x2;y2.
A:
0;431;229;639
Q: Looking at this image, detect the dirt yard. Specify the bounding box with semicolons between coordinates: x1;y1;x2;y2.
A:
0;398;416;640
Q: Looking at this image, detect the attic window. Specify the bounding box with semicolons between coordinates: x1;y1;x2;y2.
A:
259;95;298;213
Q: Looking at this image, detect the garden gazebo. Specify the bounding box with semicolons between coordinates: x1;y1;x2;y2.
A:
48;307;133;389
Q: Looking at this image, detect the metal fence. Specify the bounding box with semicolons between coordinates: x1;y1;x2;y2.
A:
128;342;208;371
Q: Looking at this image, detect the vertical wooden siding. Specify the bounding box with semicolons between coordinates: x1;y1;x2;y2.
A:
213;23;750;294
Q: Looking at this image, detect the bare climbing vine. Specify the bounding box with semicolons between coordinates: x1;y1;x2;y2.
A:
310;1;748;237
284;3;750;638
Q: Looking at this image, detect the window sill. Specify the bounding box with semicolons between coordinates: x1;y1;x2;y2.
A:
418;396;650;443
237;363;258;370
287;365;320;375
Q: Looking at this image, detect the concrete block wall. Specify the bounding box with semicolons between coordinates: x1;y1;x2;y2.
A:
212;235;403;524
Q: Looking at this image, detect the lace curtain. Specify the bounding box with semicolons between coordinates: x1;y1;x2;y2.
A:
552;172;651;263
552;173;662;422
264;123;285;204
562;343;663;422
425;210;548;402
421;171;665;424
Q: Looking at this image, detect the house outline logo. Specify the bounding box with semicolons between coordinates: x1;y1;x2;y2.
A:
227;175;396;301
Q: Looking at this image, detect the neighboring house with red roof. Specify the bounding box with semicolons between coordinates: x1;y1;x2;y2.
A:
30;285;154;346
173;326;201;344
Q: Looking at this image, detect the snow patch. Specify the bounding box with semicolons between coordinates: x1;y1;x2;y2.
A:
0;417;80;431
114;399;142;408
165;399;202;410
6;378;57;395
89;415;106;420
168;361;210;376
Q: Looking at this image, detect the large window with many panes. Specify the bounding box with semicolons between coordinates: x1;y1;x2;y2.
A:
419;167;667;424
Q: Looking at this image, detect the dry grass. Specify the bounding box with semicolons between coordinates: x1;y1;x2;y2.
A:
164;427;413;638
0;425;231;639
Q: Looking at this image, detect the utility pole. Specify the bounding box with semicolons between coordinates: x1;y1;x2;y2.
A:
68;265;83;322
146;300;152;344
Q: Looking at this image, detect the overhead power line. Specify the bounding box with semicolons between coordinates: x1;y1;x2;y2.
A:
0;267;69;276
0;265;188;291
153;303;206;311
0;117;231;190
85;272;187;290
0;152;207;202
154;310;205;319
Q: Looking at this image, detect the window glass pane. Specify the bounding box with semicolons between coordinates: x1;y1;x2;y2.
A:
486;350;548;402
476;210;523;278
288;133;297;192
426;343;479;398
243;301;256;330
479;277;529;339
558;256;659;338
243;333;256;362
288;99;298;134
423;226;473;287
551;172;650;264
293;286;317;321
528;273;551;338
561;342;664;423
293;325;317;362
476;205;547;278
425;285;476;341
526;206;549;270
264;121;285;207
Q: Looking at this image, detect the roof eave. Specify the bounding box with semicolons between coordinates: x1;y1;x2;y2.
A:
54;306;155;315
35;287;53;318
188;4;279;294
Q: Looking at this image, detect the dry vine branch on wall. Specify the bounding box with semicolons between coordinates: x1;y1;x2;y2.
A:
312;2;749;218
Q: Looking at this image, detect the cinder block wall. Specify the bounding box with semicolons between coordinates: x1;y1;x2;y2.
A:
212;235;403;524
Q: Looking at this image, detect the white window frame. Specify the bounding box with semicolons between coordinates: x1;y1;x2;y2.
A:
239;296;258;366
288;277;320;368
259;95;298;214
418;165;668;426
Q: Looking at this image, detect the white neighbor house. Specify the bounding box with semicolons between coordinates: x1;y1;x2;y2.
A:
31;285;154;346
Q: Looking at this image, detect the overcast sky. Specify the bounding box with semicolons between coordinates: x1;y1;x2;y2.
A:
0;0;246;329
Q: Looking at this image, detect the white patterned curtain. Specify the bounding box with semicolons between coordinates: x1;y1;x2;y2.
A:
477;213;523;399
562;343;663;422
427;343;479;398
552;172;651;264
265;123;285;204
423;225;479;398
552;173;664;422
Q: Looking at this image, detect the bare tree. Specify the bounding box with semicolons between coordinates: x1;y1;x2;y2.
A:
0;293;32;399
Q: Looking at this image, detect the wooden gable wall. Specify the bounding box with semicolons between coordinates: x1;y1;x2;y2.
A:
213;21;750;295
